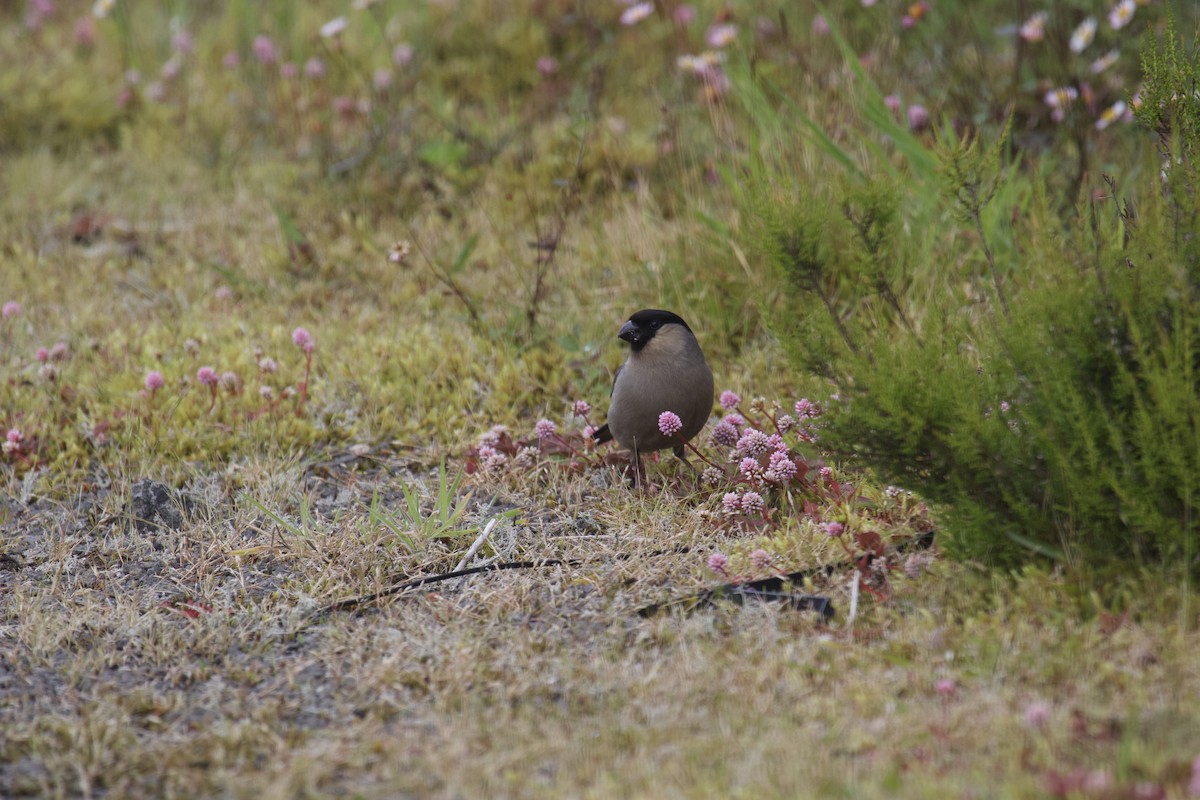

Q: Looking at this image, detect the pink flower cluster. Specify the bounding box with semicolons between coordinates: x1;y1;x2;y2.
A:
3;428;25;456
657;411;683;437
534;419;557;439
292;327;315;354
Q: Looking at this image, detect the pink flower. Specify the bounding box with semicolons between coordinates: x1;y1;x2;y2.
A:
740;490;764;515
572;400;591;417
392;44;413;67
936;678;956;695
197;366;218;386
999;401;1011;413
583;424;598;439
673;5;696;25
333;96;356;117
373;68;393;91
75;16;96;47
710;420;739;448
776;414;795;432
620;2;653;26
739;457;762;480
24;6;47;30
161;56;182;80
706;23;737;48
536;56;558;77
252;35;277;65
2;301;21;319
292;327;314;353
35;347;49;363
280;62;299;80
823;521;845;537
750;549;772;570
223;51;240;69
811;14;829;36
724;413;745;427
794;398;820;419
1019;11;1047;43
819;466;834;481
304;57;326;80
49;341;68;361
2;428;24;455
479;424;508;447
719;390;741;410
766;451;798;483
735;429;771;458
172;30;193;54
220;371;241;392
145;370;165;392
535;418;557;439
885;94;902;115
721;492;742;515
707;552;728;574
1024;701;1050;729
1084;771;1113;793
658;411;683;437
482;450;509;472
907;104;930;131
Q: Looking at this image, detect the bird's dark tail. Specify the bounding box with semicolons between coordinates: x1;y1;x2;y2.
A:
592;423;613;444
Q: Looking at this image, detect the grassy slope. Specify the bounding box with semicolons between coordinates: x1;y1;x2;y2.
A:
2;2;1199;798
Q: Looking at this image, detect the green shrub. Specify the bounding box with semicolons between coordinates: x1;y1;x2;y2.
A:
738;17;1200;576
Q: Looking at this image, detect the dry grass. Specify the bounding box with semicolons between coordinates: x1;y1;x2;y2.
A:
4;440;1200;798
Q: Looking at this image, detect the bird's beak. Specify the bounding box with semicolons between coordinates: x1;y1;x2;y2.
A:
618;320;640;344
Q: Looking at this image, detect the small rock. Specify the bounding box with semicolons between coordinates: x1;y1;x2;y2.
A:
129;479;187;532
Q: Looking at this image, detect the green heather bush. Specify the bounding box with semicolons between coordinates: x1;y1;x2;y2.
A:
742;18;1199;575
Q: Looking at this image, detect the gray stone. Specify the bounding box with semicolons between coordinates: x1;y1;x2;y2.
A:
129;479;186;532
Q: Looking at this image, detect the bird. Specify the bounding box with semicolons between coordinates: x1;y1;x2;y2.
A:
592;309;714;480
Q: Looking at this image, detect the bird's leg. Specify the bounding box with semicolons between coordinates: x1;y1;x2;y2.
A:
673;444;700;472
673;444;702;490
627;442;646;490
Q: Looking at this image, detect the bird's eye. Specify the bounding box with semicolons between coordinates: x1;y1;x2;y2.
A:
650;320;660;329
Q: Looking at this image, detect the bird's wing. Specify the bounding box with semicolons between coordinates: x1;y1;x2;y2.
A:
610;363;622;397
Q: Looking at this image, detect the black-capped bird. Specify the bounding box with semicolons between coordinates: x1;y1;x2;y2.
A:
592;309;715;480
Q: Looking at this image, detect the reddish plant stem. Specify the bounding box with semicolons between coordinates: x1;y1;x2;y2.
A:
296;351;312;415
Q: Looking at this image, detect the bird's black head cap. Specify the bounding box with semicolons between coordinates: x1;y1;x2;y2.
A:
619;309;691;351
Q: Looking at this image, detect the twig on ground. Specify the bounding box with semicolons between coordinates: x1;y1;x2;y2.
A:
454;517;497;572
